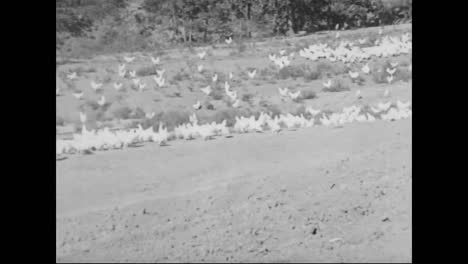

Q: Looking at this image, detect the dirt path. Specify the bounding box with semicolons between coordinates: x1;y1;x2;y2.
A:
56;119;411;262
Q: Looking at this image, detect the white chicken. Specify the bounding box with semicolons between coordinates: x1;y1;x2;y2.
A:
114;82;123;91
278;87;289;97
97;95;106;106
151;56;160;65
386;75;394;84
90;80;103;91
200;85;212;95
145;112;155;119
123;56;136;63
72;91;84;100
79;112;87;123
289;91;301;100
67;72;77;80
386;67;396;75
361;63;370;74
349;71;359;79
247;69;257;79
193;101;202;110
323;79;332;88
197;50;206;59
232;99;240;108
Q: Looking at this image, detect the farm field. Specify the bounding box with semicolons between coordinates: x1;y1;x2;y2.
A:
56;23;411;262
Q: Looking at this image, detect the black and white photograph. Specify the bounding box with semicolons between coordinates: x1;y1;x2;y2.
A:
56;0;412;262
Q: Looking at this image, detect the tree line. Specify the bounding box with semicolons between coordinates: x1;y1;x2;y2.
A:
56;0;411;55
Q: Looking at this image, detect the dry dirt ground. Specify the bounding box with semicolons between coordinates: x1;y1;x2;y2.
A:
56;117;411;262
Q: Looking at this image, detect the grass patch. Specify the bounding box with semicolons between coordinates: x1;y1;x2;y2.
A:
315;61;337;77
130;107;146;119
275;63;337;81
210;88;224;100
293;105;308;116
136;65;159;77
172;68;191;82
212;108;256;127
299;89;317;100
112;106;133;120
276;65;308;80
351;75;366;86
241;93;255;104
322;78;350;92
204;101;215;110
259;100;282;117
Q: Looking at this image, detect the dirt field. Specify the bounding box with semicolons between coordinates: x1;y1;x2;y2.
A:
57;117;411;262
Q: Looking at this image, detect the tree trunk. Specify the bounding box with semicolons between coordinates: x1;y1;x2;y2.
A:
204;19;208;42
189;20;192;43
247;2;252;38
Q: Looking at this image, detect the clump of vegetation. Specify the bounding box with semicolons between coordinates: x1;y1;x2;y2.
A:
258;66;276;78
130;107;146;119
293;41;309;53
230;40;248;56
205;101;215;110
241;93;255;104
372;60;393;84
83;100;100;111
276;65;307;80
303;68;321;81
212;108;256;127
276;64;329;81
136;65;158;77
74;66;97;74
150;110;192;130
102;75;113;84
112;106;133;120
316;61;343;77
259;99;270;108
259;100;282;117
372;69;387;84
394;67;411;82
323;78;350;92
264;103;282;117
95;109;112;122
172;68;191;82
299;89;317;100
351;75;366;86
293;105;308;116
210;89;224;100
212;109;240;127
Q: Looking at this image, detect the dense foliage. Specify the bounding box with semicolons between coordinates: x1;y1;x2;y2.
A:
56;0;411;57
